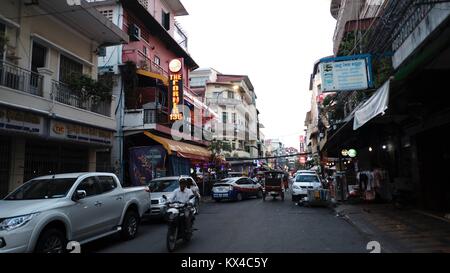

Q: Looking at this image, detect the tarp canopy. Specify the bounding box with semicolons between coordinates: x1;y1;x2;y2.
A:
353;81;390;130
144;131;211;161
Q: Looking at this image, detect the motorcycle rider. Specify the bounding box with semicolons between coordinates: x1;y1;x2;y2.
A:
168;178;195;232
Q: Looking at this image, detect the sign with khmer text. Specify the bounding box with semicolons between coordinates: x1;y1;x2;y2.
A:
319;55;373;92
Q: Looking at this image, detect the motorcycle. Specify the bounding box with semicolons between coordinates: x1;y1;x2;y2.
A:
163;195;196;252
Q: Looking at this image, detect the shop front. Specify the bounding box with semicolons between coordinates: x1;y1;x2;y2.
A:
124;131;211;186
0;105;114;196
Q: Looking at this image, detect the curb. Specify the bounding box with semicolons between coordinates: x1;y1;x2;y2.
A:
331;205;397;253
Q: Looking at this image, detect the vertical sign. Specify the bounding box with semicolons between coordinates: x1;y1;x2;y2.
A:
299;135;305;153
169;58;184;121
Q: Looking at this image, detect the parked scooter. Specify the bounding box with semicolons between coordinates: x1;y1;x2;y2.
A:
163;195;196;252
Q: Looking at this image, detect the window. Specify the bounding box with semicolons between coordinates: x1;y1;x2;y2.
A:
59;55;83;83
0;23;5;61
154;55;160;66
295;175;319;183
232;113;236;124
143;46;148;57
228;91;234;99
236;179;249;185
222;112;227;124
98;176;117;193
162;11;170;30
99;9;114;22
76;177;101;197
190;76;208;87
148;179;179;192
4;178;77;200
31;42;47;73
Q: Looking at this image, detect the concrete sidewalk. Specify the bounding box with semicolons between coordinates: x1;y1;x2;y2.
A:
333;203;450;253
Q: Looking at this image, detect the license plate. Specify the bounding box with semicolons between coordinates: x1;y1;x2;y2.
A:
214;193;228;198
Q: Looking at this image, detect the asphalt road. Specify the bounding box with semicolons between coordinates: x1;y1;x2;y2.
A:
82;190;370;253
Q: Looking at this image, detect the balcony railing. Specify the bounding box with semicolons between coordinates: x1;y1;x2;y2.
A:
143;108;169;124
51;80;111;117
0;62;43;96
122;49;169;79
365;0;440;54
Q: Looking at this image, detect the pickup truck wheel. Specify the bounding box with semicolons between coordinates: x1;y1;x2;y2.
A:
121;210;139;240
35;228;67;253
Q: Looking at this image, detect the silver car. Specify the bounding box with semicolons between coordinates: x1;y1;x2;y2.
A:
0;173;151;253
147;176;200;217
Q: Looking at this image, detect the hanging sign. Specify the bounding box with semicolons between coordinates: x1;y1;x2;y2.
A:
169;58;184;121
319;54;373;92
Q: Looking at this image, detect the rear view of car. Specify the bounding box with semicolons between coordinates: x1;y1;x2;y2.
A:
292;174;322;202
211;180;234;201
212;177;262;202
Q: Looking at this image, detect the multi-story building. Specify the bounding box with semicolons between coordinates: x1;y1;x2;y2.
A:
190;68;260;159
331;0;386;55
0;0;128;197
265;139;284;170
88;0;212;185
318;0;450;212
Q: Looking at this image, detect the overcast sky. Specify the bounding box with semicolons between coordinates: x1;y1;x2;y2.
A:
177;0;336;149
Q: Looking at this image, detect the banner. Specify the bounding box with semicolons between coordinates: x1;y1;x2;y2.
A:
129;146;167;186
353;81;390;130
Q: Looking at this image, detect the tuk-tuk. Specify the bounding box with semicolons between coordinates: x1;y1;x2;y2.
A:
262;171;286;201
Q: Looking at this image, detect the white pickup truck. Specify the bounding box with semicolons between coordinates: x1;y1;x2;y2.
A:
0;172;151;253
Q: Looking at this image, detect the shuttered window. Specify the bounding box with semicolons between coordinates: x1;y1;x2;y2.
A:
59;54;83;83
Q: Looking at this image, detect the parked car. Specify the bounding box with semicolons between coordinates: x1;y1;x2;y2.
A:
291;173;322;202
0;173;151;253
146;176;200;217
211;177;263;202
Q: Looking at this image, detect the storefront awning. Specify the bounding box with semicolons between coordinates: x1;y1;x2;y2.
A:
353;81;390;130
144;131;211;161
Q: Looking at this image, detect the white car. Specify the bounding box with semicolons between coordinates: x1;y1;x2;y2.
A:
147;176;200;217
291;173;322;202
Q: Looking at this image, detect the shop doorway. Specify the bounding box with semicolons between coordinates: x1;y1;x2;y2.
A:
24;141;88;182
416;124;450;212
0;136;11;198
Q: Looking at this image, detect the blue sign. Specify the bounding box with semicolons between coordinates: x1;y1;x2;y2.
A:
319;54;373;92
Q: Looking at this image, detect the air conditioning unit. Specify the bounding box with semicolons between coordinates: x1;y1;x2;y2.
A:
97;47;106;57
129;24;141;41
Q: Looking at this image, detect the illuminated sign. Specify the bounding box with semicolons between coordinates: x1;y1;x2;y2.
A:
348;149;357;158
169;59;184;121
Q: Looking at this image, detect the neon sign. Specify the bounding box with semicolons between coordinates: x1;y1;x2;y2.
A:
169;59;183;121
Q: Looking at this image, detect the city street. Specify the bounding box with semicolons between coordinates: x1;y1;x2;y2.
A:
83;192;369;253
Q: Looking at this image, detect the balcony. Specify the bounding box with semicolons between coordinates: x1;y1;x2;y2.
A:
123;108;208;142
51;81;112;117
365;0;450;69
1;62;116;129
122;49;169;79
0;62;43;96
206;97;241;106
